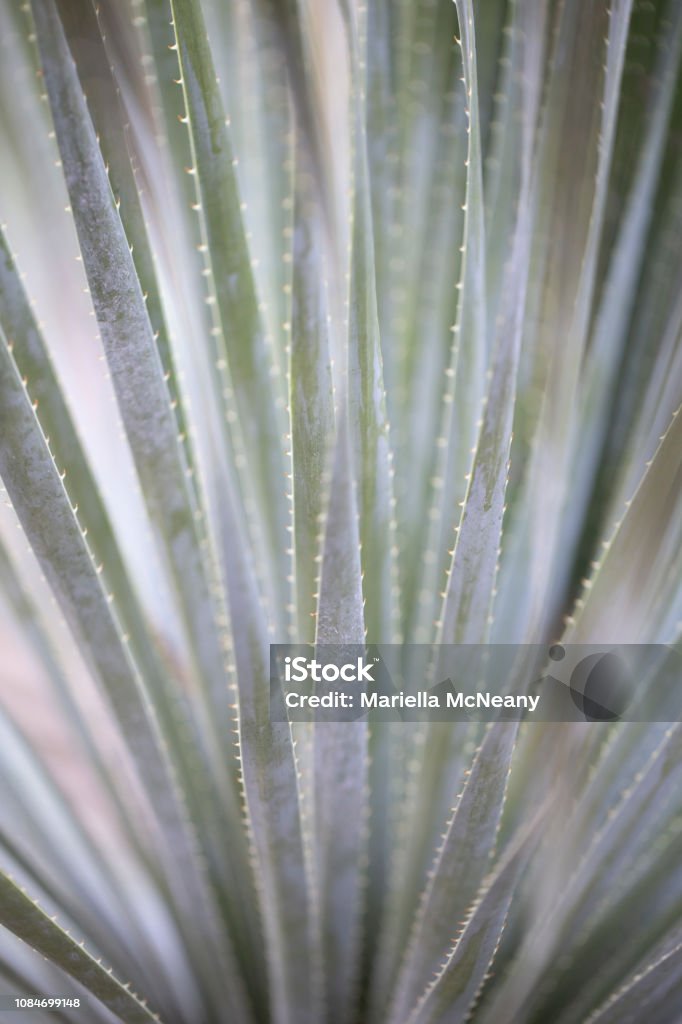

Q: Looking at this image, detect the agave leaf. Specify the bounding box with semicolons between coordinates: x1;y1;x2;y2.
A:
133;0;202;242
140;0;277;617
586;938;682;1024
412;0;487;646
0;870;161;1024
549;839;682;1024
483;0;550;315
219;463;318;1024
407;810;542;1024
255;0;333;239
29;0;240;789
450;0;488;413
583;1;682;529
388;722;517;1024
362;0;395;384
56;0;198;503
0;414;207;1017
168;0;290;629
315;417;365;646
0;327;251;1022
480;5;519;314
380;0;461;447
565;636;682;846
516;732;682;1022
367;720;474;1024
436;200;529;645
0;706;149;969
553;724;682;953
436;0;556;649
0;230;202;862
290;170;334;639
588;0;681;403
554;0;682;600
364;14;472;983
313;708;368;1024
313;416;367;1024
285;130;334;1010
568;717;669;860
0;527;146;852
0;222;260;988
346;0;397;645
568;405;682;641
0;57;260;961
395;89;464;638
0;330;161;857
615;281;682;517
361;5;466;965
388;0;461;352
481;723;682;1024
0;655;197;1018
495;0;632;641
162;0;296;527
469;0;507;145
201;0;293;372
0;231;172;747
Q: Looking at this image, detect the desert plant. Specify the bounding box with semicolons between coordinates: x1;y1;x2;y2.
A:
0;0;681;1021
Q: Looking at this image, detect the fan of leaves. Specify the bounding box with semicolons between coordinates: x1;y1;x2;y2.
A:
0;0;680;1021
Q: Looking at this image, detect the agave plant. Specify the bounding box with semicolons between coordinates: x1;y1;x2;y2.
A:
0;0;681;1021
